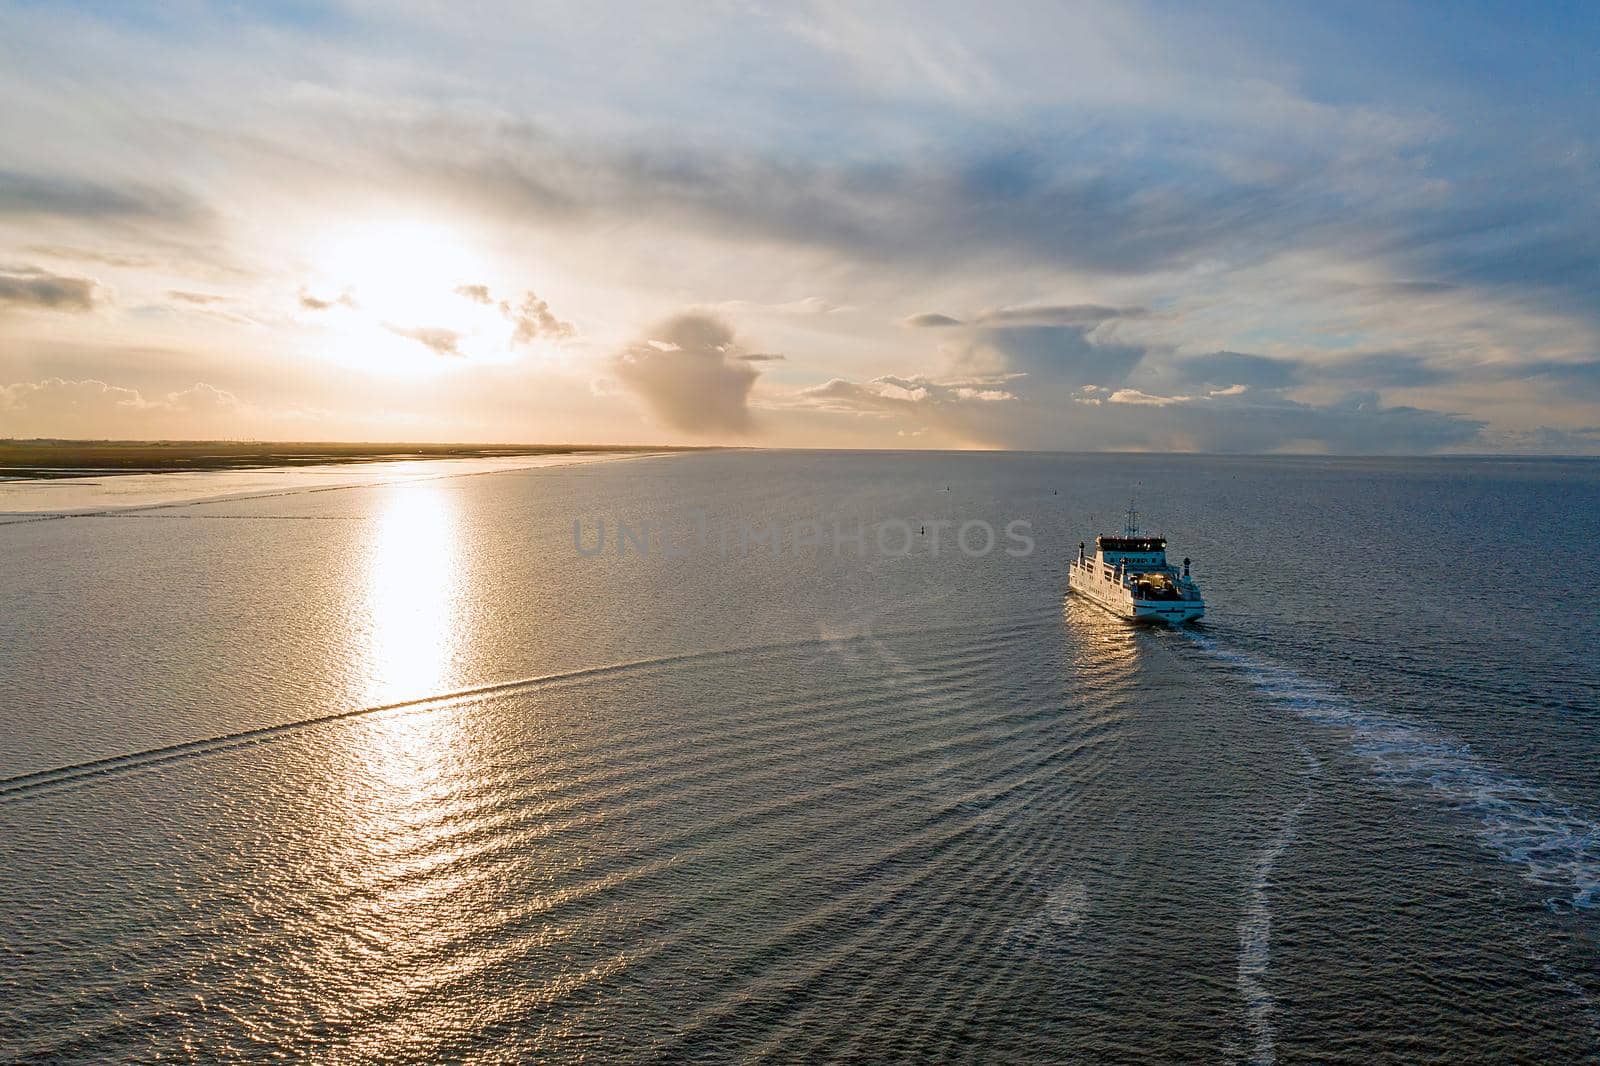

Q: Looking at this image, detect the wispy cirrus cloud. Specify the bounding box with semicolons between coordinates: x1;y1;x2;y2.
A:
0;169;201;223
166;290;227;306
907;304;1147;329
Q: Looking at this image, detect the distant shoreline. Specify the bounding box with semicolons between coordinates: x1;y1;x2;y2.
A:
0;440;705;480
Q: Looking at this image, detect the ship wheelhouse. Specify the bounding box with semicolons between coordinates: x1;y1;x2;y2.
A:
1093;534;1168;571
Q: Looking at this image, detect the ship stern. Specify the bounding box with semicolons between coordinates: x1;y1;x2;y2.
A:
1131;600;1206;626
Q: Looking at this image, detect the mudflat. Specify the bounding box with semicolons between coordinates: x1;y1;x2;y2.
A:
0;440;690;478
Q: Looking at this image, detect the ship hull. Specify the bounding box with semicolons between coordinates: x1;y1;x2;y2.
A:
1068;566;1205;625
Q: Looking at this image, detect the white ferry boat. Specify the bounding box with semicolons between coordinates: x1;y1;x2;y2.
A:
1067;506;1205;624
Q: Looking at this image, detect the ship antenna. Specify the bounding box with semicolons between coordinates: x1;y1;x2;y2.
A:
1124;495;1139;536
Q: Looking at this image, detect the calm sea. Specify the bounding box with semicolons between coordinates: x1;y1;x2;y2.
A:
2;451;1597;1062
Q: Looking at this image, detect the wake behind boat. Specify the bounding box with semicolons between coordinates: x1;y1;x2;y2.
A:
1068;505;1206;624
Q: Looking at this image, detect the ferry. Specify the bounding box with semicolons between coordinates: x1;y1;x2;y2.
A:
1067;505;1205;624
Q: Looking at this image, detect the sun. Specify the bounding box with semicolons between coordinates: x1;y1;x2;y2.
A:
301;221;515;375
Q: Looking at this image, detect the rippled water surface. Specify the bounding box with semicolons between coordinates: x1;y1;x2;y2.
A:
2;452;1598;1062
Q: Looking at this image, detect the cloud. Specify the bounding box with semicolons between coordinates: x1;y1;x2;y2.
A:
736;352;785;362
959;322;1147;389
904;312;964;328
162;381;243;415
0;378;243;437
167;290;226;305
298;287;357;311
385;324;462;357
1107;388;1191;406
810;304;1490;451
0;266;100;312
0;169;200;222
1173;351;1300;390
800;367;1484;452
453;283;576;344
1312;352;1453;389
1371;281;1459;297
0;5;1592;452
1169;349;1454;392
801;374;1017;414
714;296;851;316
909;304;1144;330
368;101;1596;411
0;377;142;416
975;304;1144;327
24;245;158;269
612;313;763;434
1479;424;1600;454
795;375;1020;450
1520;359;1600;399
500;291;574;344
770;296;848;315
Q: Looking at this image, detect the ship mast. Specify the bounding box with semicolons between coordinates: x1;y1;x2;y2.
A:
1123;496;1140;536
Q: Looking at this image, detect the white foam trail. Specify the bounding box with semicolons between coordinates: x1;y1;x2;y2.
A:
1044;880;1090;929
1237;745;1319;1066
1189;633;1600;912
1005;878;1090;946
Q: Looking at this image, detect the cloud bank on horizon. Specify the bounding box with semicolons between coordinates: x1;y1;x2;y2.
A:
0;1;1596;453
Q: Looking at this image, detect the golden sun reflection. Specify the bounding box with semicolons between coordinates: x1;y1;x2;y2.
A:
293;478;489;1045
363;480;464;707
1062;593;1142;682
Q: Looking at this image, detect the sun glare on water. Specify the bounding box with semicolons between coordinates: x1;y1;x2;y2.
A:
362;479;463;703
305;222;516;375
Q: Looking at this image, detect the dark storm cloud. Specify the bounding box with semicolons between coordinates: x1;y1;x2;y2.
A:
1486;424;1600;453
965;323;1148;389
612;313;762;435
0;266;99;311
1520;359;1600;399
1378;197;1600;315
1131;390;1486;454
1169;349;1457;392
1173;351;1301;390
803;365;1484;454
1315;352;1454;389
819;304;1487;452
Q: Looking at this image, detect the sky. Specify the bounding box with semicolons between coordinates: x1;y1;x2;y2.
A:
0;0;1597;453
